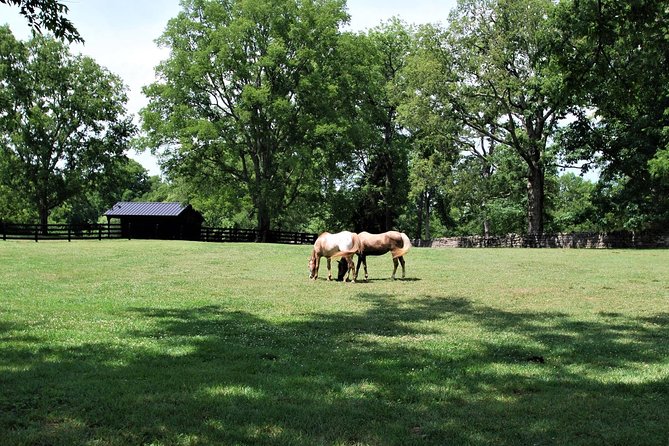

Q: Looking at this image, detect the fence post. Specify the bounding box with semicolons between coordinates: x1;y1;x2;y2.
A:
68;225;71;242
2;222;5;241
35;225;38;242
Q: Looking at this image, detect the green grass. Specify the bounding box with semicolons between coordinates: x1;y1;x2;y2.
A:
1;240;668;445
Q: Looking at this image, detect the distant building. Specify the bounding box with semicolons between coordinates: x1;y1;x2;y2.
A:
104;202;204;241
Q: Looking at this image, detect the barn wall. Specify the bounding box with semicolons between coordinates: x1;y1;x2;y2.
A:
120;216;201;240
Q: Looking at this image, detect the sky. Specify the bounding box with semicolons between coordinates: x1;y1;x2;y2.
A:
1;0;458;176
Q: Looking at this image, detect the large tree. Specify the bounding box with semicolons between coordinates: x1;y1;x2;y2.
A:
0;28;135;227
346;19;414;233
413;0;569;235
554;0;669;231
397;24;459;239
141;0;349;238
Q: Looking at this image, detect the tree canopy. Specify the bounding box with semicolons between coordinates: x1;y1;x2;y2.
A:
0;27;135;227
2;0;668;237
0;0;82;42
141;0;350;238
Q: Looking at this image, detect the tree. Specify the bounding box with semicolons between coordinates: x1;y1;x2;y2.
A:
397;24;464;239
554;0;669;231
0;28;135;228
342;19;413;233
141;0;349;238
0;0;82;42
415;0;568;235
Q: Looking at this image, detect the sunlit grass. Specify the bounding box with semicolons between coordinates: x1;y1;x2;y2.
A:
1;240;668;445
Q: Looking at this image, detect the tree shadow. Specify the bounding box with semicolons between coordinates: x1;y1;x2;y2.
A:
1;296;668;445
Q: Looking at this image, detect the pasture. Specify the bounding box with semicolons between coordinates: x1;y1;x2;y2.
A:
1;240;668;445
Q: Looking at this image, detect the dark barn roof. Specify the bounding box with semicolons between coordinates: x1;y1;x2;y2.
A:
104;202;194;218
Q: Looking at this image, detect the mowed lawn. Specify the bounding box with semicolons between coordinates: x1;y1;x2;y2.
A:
1;240;668;446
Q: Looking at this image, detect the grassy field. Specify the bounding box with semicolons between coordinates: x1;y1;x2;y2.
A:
1;240;668;446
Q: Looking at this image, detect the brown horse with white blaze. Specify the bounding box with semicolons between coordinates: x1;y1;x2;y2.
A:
308;231;361;281
344;231;411;281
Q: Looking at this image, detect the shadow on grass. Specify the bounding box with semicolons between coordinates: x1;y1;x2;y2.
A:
1;296;668;445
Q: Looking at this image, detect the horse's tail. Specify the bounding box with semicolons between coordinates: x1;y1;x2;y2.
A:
350;232;363;255
392;232;412;258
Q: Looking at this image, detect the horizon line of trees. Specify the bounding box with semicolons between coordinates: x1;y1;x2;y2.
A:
1;0;668;239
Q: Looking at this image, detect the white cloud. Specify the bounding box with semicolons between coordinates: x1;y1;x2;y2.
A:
345;0;455;30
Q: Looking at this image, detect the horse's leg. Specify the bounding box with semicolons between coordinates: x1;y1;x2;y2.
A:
392;257;399;280
356;254;363;281
326;258;332;281
356;254;368;281
347;256;356;282
313;255;320;280
399;256;406;279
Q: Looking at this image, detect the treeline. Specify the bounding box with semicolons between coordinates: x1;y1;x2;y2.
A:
1;0;668;238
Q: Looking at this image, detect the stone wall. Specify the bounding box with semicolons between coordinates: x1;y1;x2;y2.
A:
413;232;669;249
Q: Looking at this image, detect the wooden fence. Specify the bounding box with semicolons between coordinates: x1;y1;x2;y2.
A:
4;223;668;248
200;227;317;244
1;223;123;241
2;222;317;245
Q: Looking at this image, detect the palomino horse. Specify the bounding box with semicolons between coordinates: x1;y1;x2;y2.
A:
339;231;411;281
308;231;361;281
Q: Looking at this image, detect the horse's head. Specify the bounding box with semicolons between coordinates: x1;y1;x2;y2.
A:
337;258;349;281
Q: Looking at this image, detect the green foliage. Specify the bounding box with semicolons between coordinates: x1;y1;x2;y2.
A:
546;173;599;233
0;28;136;225
134;0;667;236
141;0;349;234
554;0;669;231
417;0;568;235
0;0;83;42
649;148;669;184
5;0;666;234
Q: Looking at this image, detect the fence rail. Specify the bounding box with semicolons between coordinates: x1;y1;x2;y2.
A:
1;223;123;241
2;222;317;245
4;223;668;248
200;227;317;244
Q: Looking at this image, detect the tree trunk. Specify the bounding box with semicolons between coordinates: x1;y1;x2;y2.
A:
256;196;271;242
425;191;431;240
37;183;50;235
526;162;545;236
416;192;424;240
39;206;49;235
483;212;490;238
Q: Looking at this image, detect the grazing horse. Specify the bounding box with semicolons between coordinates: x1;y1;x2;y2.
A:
340;231;411;281
308;231;361;281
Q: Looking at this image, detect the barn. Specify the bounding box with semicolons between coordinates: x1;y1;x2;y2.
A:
104;202;204;241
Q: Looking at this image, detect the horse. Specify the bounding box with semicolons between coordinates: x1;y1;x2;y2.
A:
308;231;361;281
338;231;411;281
